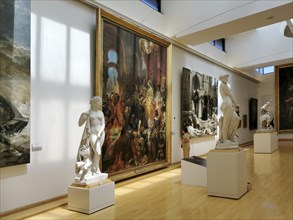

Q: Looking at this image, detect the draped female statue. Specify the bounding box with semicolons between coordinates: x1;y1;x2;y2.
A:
216;74;240;148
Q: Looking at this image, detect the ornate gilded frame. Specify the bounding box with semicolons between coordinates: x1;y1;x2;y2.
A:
95;8;172;181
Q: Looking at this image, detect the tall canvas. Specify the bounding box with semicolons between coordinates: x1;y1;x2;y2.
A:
276;64;293;132
181;67;218;137
96;10;170;181
0;0;31;167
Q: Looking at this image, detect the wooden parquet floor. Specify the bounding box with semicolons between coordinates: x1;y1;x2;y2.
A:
2;145;292;220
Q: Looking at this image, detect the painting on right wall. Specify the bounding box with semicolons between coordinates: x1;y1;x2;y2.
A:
275;64;293;132
249;98;258;130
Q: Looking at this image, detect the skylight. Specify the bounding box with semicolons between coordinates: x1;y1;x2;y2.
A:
140;0;161;12
255;66;274;75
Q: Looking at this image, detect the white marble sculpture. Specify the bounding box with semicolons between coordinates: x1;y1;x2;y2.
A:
75;96;108;185
216;74;240;149
258;99;275;132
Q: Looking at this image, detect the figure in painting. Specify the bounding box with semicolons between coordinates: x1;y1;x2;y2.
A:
217;74;240;148
75;96;108;184
259;99;274;130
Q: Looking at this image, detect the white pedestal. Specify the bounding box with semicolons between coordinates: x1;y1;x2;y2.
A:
181;157;207;187
207;149;248;199
68;180;115;214
254;132;278;153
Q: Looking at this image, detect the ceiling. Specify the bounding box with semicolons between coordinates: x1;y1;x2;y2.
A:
86;0;293;71
172;1;293;46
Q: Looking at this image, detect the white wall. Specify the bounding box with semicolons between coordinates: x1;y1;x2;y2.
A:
0;0;96;213
171;46;258;163
0;0;267;213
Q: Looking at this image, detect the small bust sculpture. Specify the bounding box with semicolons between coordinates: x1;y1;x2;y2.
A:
75;96;108;185
216;74;240;149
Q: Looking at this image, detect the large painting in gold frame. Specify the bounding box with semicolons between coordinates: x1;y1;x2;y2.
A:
275;63;293;133
95;9;171;181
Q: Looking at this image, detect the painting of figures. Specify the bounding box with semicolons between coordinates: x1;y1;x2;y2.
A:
0;0;31;167
276;64;293;132
181;67;218;138
100;18;169;179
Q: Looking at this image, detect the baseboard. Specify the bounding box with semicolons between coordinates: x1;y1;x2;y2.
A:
278;138;293;147
0;194;67;218
239;141;253;147
278;138;293;142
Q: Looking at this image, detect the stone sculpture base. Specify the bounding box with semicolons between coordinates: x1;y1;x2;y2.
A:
181;156;207;187
215;141;239;150
68;179;115;214
207;148;248;199
75;173;108;185
254;132;278;154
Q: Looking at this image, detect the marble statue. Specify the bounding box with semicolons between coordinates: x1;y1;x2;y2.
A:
182;128;191;158
216;74;240;149
258;99;275;132
75;96;108;185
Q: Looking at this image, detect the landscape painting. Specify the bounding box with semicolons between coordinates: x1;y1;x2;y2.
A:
0;0;31;167
97;10;170;181
181;67;218;138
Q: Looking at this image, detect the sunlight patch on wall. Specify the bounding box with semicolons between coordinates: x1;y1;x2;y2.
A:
69;27;91;87
40;17;67;83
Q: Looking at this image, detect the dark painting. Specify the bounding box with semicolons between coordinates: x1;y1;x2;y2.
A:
249;98;258;130
100;19;168;179
276;64;293;132
0;0;30;167
181;67;218;137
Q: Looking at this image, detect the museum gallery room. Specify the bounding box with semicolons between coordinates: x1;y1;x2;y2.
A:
0;0;293;219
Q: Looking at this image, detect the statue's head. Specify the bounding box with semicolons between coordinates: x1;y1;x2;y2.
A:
91;96;102;104
219;74;229;82
90;96;102;109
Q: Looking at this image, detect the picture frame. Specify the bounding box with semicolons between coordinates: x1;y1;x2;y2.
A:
95;9;171;181
275;64;293;132
181;67;218;138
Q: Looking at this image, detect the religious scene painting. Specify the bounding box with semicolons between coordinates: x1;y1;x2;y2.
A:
100;19;168;179
181;67;218;137
276;64;293;132
0;0;31;167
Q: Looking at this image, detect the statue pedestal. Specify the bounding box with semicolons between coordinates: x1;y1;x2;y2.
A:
181;156;207;187
207;148;248;199
75;173;108;185
254;132;278;154
68;180;115;214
